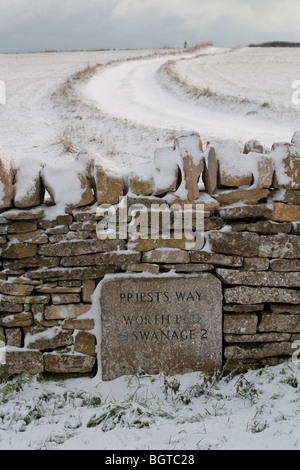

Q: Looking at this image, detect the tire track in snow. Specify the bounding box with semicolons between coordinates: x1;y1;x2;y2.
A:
83;52;298;147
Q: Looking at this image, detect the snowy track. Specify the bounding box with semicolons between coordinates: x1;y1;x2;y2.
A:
84;47;300;148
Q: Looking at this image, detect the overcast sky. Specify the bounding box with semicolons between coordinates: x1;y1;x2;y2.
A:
0;0;300;53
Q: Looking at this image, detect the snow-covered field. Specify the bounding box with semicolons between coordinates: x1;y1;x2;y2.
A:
1;45;300;450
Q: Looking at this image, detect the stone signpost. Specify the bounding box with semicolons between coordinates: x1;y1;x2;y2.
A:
100;274;223;380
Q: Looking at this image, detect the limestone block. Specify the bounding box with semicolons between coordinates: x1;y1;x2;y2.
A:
1;243;37;259
129;175;153;196
44;354;96;373
258;313;300;332
38;239;125;257
223;314;258;335
271;143;300;189
190;251;243;267
63;319;95;330
74;331;96;356
82;279;95;303
243;140;264;154
208;232;260;256
270;259;300;272
5;328;22;347
26;328;73;350
215;188;270;205
44;303;90;320
225;342;293;360
216;268;300;287
94;158;124;204
202;146;218;195
270;202;300;222
0;149;13;210
224;286;300;304
142;249;190;264
13;159;45;208
219;204;272;220
246;220;292;234
5;351;43;375
259;235;300;258
0;312;33;328
174;134;204;200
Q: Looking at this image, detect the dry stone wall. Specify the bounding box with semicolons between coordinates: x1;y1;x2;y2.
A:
0;132;300;380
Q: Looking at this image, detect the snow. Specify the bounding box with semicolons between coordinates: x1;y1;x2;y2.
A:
1;45;300;450
1;361;300;450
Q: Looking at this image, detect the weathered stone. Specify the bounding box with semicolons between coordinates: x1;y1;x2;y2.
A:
7;230;49;244
202;146;218;195
62;318;95;330
51;293;81;304
38;239;125;257
291;131;300;146
246;220;292;234
0;326;5;345
258;313;300;332
59;280;82;287
0;149;13;210
190;251;243;267
208;232;259;257
224;286;300;304
270;259;300;272
129;175;153;196
4;209;45;221
38;215;73;229
5;328;22;347
218;161;253;187
272;144;300;189
259;235;300;258
7;220;38;234
243;257;269;271
172;195;219;215
1;243;37;259
224;332;291;343
44;303;90;320
277;189;300;204
219;204;272;220
142;249;190;264
0;294;50;304
94;160;125;205
74;331;96;356
130;237;194;252
270;203;300;222
252;154;274;188
0;312;33;327
44;353;96;373
175;134;204;200
215;188;269;205
216;268;300;287
292;223;300;234
224;314;258;335
6;351;43;375
160;263;214;273
101;273;222;380
243;140;264;154
26;327;74;350
123;263;160;274
204;217;225;231
270;304;300;314
13;159;45;208
72;207;96;222
0;281;34;296
3;256;60;270
34;285;81;294
45;225;69;235
0;302;23;313
69;221;96;231
48;231;91;243
225;342;293;360
61;251;141;267
27;265;119;281
82;279;95;303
